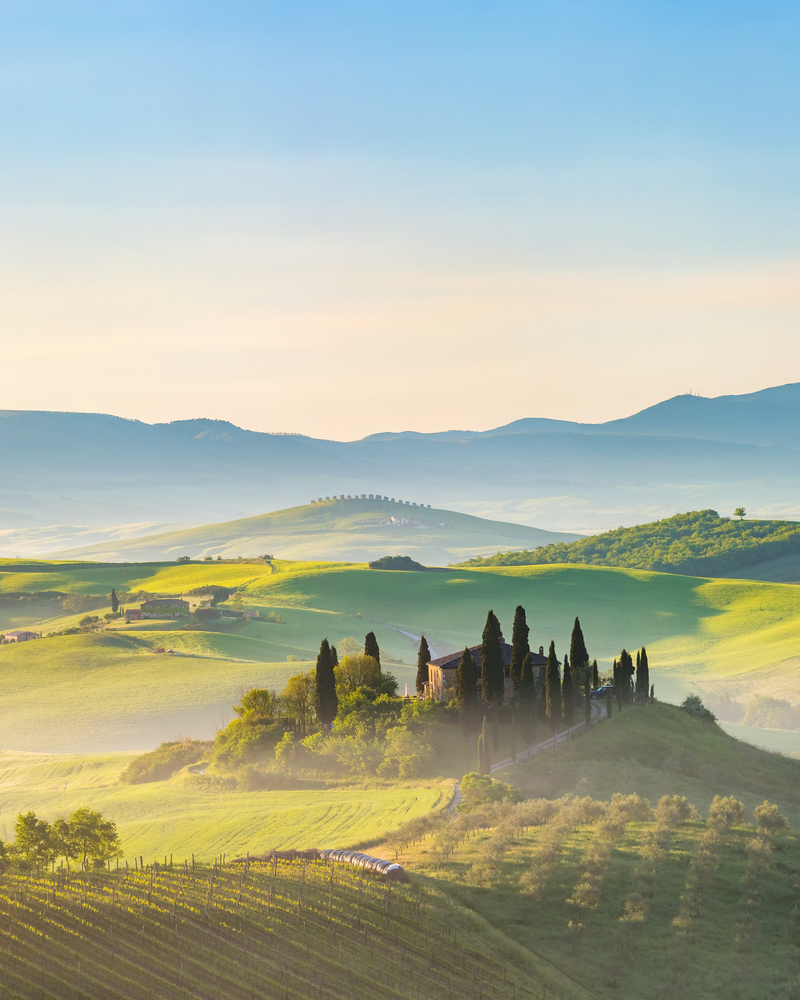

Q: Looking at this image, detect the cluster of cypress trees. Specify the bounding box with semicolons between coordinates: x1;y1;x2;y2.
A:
612;647;651;705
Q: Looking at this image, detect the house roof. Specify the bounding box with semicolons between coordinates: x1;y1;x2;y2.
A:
4;630;37;637
428;642;550;672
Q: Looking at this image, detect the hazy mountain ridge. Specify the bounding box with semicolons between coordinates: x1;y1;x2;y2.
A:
0;383;799;538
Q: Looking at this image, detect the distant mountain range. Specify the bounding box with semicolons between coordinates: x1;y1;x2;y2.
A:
0;382;799;552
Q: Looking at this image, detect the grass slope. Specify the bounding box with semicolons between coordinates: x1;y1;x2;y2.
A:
0;749;446;861
0;859;588;1000
49;498;580;566
502;702;800;823
4;558;800;749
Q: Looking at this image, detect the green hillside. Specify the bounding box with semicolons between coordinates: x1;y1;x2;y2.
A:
4;557;800;751
49;497;580;566
456;508;800;579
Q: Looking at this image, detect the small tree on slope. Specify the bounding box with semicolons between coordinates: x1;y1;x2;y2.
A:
415;635;431;695
364;631;381;667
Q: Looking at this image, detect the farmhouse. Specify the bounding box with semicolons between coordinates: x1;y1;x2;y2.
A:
2;630;41;643
425;643;550;701
139;598;189;618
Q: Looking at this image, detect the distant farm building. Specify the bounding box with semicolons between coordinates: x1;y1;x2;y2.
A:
2;630;41;643
125;609;142;621
425;643;550;702
139;598;189;618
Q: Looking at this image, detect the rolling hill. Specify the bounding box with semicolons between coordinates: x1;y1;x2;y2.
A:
48;498;580;565
2;382;800;543
3;557;800;752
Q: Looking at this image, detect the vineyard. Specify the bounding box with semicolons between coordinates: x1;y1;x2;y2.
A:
0;857;585;1000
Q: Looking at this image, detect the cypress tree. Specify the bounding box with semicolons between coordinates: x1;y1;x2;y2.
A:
478;717;491;775
364;632;381;667
415;635;431;695
639;647;650;702
562;652;574;726
331;644;338;667
545;640;561;729
519;651;537;743
591;660;599;690
110;588;119;614
455;647;479;727
619;649;635;703
635;650;642;702
315;639;338;727
569;616;590;727
480;610;505;707
509;605;530;691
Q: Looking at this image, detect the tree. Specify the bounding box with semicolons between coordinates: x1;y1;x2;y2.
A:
519;651;536;709
233;688;275;722
562;653;574;726
480;610;505;707
315;639;338;727
337;637;361;658
364;632;381;667
569;616;590;728
110;588;119;614
636;647;650;702
330;644;338;667
509;606;530;691
334;654;381;696
66;808;122;869
416;635;431;695
618;649;635;703
591;660;599;690
734;507;746;520
13;812;55;866
455;647;479;727
545;641;561;731
281;671;316;730
478;717;491;775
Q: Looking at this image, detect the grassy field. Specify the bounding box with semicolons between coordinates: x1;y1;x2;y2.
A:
3;558;800;751
0;858;588;1000
51;498;580;566
499;702;800;825
0;749;447;862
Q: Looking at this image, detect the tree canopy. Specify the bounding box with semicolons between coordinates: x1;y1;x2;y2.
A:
452;509;800;577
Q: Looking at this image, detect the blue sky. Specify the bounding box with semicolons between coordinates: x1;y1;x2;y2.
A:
1;2;798;436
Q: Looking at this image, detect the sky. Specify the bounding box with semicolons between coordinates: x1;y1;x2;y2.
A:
0;1;799;439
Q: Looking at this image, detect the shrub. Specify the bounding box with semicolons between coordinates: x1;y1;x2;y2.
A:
680;694;716;722
120;740;212;784
753;800;789;833
458;773;523;812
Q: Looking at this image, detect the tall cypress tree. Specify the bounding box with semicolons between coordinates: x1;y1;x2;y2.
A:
591;660;599;690
364;632;381;667
480;610;505;707
639;647;650;702
519;651;537;742
315;639;338;727
478;716;490;775
415;635;431;695
618;649;634;703
509;605;530;691
562;652;574;726
545;640;561;729
331;644;338;667
455;647;479;727
635;650;642;702
568;616;590;726
110;588;119;614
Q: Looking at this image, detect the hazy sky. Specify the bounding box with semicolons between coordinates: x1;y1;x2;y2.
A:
1;1;799;439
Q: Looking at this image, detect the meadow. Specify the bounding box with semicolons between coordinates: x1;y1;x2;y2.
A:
0;749;447;862
4;558;800;752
